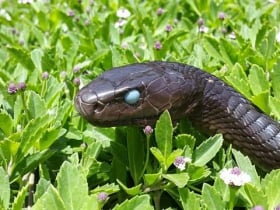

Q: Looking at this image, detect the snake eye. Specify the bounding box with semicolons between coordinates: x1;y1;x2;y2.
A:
124;89;140;105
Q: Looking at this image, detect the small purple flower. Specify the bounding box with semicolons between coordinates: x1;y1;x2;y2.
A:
154;41;162;50
97;192;108;202
220;167;251;186
84;19;90;26
199;25;209;33
68;10;75;17
228;31;236;39
157;8;164;16
218;12;226;21
275;204;280;210
8;83;18;94
42;72;49;80
17;82;26;91
143;125;153;135
60;71;67;80
116;8;131;19
114;19;127;28
73;77;80;86
73;65;80;74
251;205;265;210
173;156;192;171
197;17;204;26
221;27;227;35
165;24;172;32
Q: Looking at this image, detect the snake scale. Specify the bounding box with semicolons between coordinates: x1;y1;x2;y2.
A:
75;62;280;170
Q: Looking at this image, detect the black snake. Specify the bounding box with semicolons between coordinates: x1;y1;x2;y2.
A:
75;62;280;170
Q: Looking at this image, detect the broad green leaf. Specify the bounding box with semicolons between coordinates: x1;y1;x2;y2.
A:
250;91;270;114
162;173;189;188
19;114;52;155
34;178;51;202
12;185;28;210
262;169;280;210
80;195;99;210
39;126;66;150
202;184;225;210
269;96;280;119
248;65;269;95
155;111;173;161
113;195;153;210
7;47;35;70
203;36;222;63
175;134;196;150
44;76;65;108
144;172;161;186
225;63;251;99
187;165;211;184
90;183;120;194
271;59;280;98
0;168;10;209
32;185;66;210
126;127;145;185
193;134;223;167
179;188;201;210
166;149;184;169
150;147;164;165
57;161;88;210
28;91;47;119
232;150;260;186
31;48;43;71
243;184;267;208
265;27;276;59
0;112;13;136
117;180;142;196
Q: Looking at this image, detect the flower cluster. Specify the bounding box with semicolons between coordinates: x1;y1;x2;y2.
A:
114;8;131;33
173;156;192;171
220;167;251;186
8;82;26;94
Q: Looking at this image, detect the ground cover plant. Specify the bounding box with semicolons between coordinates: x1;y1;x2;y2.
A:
0;0;280;209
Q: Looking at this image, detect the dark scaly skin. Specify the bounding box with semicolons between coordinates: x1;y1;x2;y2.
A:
75;62;280;170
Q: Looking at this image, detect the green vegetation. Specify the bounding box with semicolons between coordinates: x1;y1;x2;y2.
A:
0;0;280;209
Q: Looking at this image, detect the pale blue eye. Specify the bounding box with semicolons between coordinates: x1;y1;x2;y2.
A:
124;89;140;105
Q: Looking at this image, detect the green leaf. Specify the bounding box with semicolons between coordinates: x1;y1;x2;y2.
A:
155;111;173;162
126;127;145;185
175;134;196;150
117;180;142;196
143;172;161;186
57;161;88;210
150;147;164;165
262;169;280;210
0;168;10;209
32;185;66;210
243;184;267;208
90;183;120;194
162;173;189;188
248;65;270;95
12;185;28;210
31;48;44;71
28;91;47;119
187;165;211;184
34;178;51;202
232;150;260;186
250;91;270;114
113;195;153;210
0;112;13;136
19;114;52;155
202;184;225;210
7;47;35;70
193;134;223;167
269;96;280;119
179;188;201;210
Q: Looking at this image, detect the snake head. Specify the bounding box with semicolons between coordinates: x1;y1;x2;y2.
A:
75;62;201;127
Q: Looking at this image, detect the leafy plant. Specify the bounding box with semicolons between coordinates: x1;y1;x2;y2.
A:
0;0;280;209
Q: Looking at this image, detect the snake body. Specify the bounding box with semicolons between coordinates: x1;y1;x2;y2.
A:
75;62;280;170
